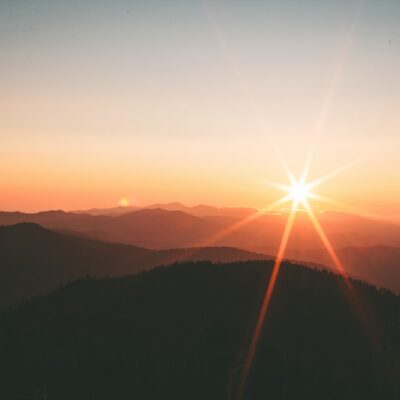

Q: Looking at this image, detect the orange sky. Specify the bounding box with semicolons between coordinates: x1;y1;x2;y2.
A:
1;1;399;218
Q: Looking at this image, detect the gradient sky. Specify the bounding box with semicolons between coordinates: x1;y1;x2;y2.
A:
1;0;399;217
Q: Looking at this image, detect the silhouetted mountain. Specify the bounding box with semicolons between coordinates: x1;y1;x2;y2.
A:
0;208;400;292
0;210;109;233
0;261;398;399
2;208;400;250
73;205;141;216
287;245;400;293
109;208;217;248
0;223;268;306
0;209;221;248
146;202;257;218
74;202;258;218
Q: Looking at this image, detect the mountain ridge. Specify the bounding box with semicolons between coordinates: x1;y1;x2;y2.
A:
1;260;398;399
0;223;270;306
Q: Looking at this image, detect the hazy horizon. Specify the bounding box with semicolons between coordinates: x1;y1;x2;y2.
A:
1;0;399;217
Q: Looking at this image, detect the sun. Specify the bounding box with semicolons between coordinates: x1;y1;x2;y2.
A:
270;175;316;209
119;197;129;207
289;180;311;204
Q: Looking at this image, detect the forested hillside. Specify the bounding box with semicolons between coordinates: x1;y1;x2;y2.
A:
0;261;398;399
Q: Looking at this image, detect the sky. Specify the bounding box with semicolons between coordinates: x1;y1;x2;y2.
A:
0;0;399;217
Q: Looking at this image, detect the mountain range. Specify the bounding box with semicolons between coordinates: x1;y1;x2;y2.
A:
0;204;399;292
0;223;268;306
2;205;400;250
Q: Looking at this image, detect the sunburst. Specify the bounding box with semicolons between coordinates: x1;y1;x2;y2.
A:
236;163;360;399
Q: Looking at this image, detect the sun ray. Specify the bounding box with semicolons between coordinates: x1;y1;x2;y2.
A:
309;193;373;217
234;5;371;393
274;149;297;185
198;194;293;248
236;149;374;398
156;194;293;268
301;0;365;184
302;200;350;279
307;156;366;191
306;192;325;202
265;179;292;193
202;0;279;158
237;199;299;400
302;199;385;353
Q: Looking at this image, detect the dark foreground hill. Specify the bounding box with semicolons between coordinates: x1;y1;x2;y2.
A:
0;261;398;400
0;223;268;306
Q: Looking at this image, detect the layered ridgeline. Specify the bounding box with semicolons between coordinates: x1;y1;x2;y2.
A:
0;223;268;307
2;207;400;250
0;261;398;399
0;207;399;293
287;245;400;293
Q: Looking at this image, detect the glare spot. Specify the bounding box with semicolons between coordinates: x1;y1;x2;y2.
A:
119;197;129;207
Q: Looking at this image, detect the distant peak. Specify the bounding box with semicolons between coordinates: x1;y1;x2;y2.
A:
0;222;50;233
129;207;186;216
36;210;67;216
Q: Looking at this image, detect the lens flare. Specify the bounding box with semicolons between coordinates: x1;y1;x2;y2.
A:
237;199;299;399
119;197;129;207
237;162;368;399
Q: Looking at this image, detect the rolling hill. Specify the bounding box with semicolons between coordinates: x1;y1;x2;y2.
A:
0;208;399;294
0;223;268;306
0;261;398;399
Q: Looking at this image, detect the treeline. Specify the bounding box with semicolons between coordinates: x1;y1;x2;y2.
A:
0;261;399;399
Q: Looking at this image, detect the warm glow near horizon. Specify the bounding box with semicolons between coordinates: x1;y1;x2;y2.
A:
0;1;399;219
